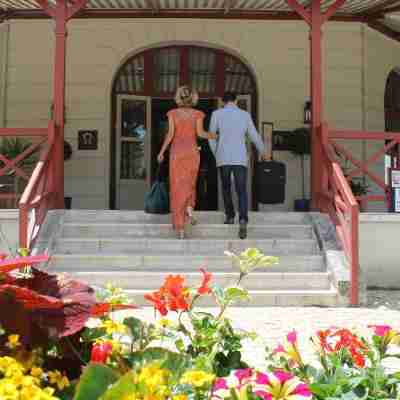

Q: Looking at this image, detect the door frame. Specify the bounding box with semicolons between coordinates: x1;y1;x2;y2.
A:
115;94;152;209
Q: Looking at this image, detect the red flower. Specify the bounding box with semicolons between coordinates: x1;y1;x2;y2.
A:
90;341;113;363
90;303;137;317
144;291;168;316
316;329;334;352
350;347;366;368
197;268;212;295
144;274;191;315
331;329;368;368
162;275;186;298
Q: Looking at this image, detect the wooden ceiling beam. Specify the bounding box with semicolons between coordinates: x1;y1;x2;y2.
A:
362;0;400;17
0;8;367;21
368;19;400;41
144;0;159;13
223;0;234;14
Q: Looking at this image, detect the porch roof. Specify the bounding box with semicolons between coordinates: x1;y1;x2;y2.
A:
1;0;400;39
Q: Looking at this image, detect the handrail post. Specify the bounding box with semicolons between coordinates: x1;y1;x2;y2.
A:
320;122;329;211
19;205;28;250
350;203;359;305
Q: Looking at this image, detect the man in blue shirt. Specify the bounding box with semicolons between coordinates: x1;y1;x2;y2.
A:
209;92;267;239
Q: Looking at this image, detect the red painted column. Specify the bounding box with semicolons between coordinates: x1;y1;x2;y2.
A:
310;0;323;210
53;0;67;208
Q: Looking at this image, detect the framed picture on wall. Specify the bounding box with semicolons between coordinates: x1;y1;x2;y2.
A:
261;122;273;159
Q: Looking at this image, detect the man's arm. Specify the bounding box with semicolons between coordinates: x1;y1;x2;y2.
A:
247;113;265;155
208;111;218;155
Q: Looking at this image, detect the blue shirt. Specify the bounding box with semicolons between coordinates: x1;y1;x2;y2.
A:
208;104;265;167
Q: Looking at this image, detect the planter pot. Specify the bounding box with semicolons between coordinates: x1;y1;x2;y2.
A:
64;196;72;210
294;199;310;212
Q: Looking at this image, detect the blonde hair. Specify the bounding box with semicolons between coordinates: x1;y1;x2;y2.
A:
174;86;199;107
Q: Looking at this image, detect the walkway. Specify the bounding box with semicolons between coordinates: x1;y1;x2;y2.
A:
120;306;400;371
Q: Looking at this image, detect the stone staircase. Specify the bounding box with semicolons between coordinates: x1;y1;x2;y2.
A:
35;210;350;307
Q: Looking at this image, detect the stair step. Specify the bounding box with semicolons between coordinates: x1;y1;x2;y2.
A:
57;271;331;290
54;238;319;255
48;254;325;272
60;223;313;239
123;288;339;307
62;211;311;225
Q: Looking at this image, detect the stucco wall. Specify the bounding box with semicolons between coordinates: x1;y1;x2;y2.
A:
363;26;400;212
3;19;394;210
0;209;18;254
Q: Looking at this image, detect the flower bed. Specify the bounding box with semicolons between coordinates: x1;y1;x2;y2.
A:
0;249;399;399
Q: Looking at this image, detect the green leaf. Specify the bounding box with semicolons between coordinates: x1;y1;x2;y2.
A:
73;363;119;400
224;287;249;303
212;285;225;305
123;317;144;342
127;347;190;379
100;371;137;400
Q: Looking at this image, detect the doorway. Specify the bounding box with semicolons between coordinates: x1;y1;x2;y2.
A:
115;96;219;210
111;44;258;210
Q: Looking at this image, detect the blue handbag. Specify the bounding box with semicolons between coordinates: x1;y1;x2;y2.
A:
144;166;170;214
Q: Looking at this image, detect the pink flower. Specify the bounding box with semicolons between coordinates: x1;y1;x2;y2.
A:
273;370;293;384
272;344;286;355
293;383;312;397
254;391;273;400
287;330;297;344
369;325;392;337
255;372;271;385
213;378;228;391
234;368;253;385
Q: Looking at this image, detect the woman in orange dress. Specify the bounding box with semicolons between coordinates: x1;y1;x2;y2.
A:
157;86;216;239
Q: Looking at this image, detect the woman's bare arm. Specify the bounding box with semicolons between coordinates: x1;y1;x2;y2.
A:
196;118;217;140
157;116;175;162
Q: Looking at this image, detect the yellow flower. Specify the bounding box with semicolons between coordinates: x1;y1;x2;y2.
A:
48;370;70;390
180;370;215;387
31;367;44;379
6;334;21;349
100;319;127;335
158;318;172;328
138;364;170;392
173;395;188;400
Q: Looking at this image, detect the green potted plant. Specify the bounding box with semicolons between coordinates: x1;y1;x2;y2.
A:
288;127;311;211
64;140;73;209
339;156;369;211
349;176;369;211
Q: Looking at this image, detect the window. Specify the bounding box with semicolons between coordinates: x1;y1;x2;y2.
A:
189;47;216;94
153;47;180;94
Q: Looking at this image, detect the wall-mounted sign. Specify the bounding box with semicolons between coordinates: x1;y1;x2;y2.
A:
78;130;98;150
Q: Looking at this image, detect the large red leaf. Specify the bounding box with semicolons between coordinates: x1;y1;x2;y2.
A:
91;303;137;317
0;268;96;341
0;285;64;309
0;254;49;273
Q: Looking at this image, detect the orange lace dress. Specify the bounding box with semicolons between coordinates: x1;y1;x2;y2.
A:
167;107;205;231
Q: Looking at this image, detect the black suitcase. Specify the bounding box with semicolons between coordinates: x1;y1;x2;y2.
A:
255;161;286;204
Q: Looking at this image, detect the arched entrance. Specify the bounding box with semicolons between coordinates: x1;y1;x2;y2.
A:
110;45;258;210
385;68;400;172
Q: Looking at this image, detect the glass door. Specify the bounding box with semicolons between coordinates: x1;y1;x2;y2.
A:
116;95;151;210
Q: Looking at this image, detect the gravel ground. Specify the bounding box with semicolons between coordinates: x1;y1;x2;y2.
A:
367;289;400;310
117;303;400;371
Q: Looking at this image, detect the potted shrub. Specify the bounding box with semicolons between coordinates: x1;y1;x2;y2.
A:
64;140;73;209
349;176;369;211
339;156;369;211
288;127;311;211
